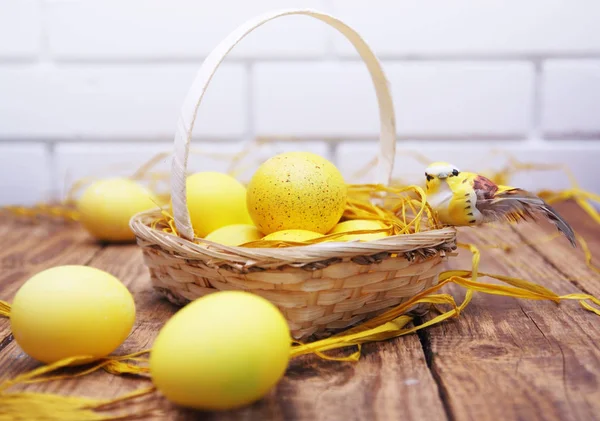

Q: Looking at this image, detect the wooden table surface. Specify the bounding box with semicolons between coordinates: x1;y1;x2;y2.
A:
1;201;599;421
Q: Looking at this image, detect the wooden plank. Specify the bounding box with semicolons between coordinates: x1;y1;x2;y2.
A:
0;217;103;343
0;239;449;420
0;245;164;414
509;200;600;296
192;338;448;421
420;217;600;421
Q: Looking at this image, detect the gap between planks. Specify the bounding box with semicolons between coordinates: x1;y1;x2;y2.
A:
415;202;600;421
1;201;598;421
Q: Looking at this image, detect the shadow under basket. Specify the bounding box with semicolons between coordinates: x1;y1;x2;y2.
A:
129;8;459;341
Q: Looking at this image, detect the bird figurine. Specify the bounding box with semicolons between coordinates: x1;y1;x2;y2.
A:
424;161;576;247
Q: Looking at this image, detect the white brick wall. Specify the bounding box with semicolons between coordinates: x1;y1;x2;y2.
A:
330;0;600;57
0;144;50;205
541;60;600;137
0;1;599;205
387;62;534;137
0;0;41;59
46;0;328;59
0;64;247;139
337;142;600;193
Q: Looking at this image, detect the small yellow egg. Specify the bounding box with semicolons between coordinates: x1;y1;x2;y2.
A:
204;224;263;246
10;265;136;364
328;219;389;242
182;172;253;237
150;291;291;411
77;178;158;242
262;229;324;242
246;152;347;235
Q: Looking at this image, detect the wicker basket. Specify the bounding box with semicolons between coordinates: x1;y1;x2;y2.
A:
130;9;457;340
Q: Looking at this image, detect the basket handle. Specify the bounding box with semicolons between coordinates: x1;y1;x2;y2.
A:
172;8;397;240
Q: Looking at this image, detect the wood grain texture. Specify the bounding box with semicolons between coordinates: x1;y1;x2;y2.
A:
510;201;600;296
0;218;103;344
0;242;162;405
0;204;598;421
0;217;447;421
420;208;600;421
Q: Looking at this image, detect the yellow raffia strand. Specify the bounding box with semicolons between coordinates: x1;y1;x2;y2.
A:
0;300;10;318
0;351;158;421
148;183;442;247
2;146;600;418
291;242;600;359
574;233;600;274
1;240;599;418
373;149;600;274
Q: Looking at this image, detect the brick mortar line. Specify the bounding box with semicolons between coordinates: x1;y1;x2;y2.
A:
2;55;600;65
526;59;544;145
245;61;256;144
4;136;600;143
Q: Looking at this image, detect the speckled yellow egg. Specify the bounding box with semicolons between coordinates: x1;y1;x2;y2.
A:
10;265;136;364
246;152;347;235
328;219;389;242
204;224;263;246
262;229;324;243
183;172;253;237
150;291;291;411
77;178;159;242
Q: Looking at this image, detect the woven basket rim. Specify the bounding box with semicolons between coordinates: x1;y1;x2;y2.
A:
130;208;457;267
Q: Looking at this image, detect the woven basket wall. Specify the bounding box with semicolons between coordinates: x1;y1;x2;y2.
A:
130;9;458;341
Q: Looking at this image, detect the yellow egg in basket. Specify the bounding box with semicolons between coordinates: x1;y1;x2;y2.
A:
204;224;263;246
328;219;389;242
246;152;347;235
183;172;253;237
262;229;324;242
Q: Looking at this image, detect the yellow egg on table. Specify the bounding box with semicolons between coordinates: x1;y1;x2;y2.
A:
77;177;158;242
182;172;253;237
246;152;347;235
262;229;324;243
10;265;136;364
150;291;291;411
204;224;263;246
328;219;389;242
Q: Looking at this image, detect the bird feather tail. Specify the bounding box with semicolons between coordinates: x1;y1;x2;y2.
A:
494;189;576;247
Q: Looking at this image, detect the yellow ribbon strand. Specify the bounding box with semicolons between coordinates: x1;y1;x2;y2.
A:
0;351;152;392
291;242;600;359
1;240;599;418
0;387;160;421
0;351;157;421
1;150;600;418
575;233;600;274
0;300;10;318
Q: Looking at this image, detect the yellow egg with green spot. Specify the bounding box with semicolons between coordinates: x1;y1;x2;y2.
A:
328;219;389;242
246;152;347;235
